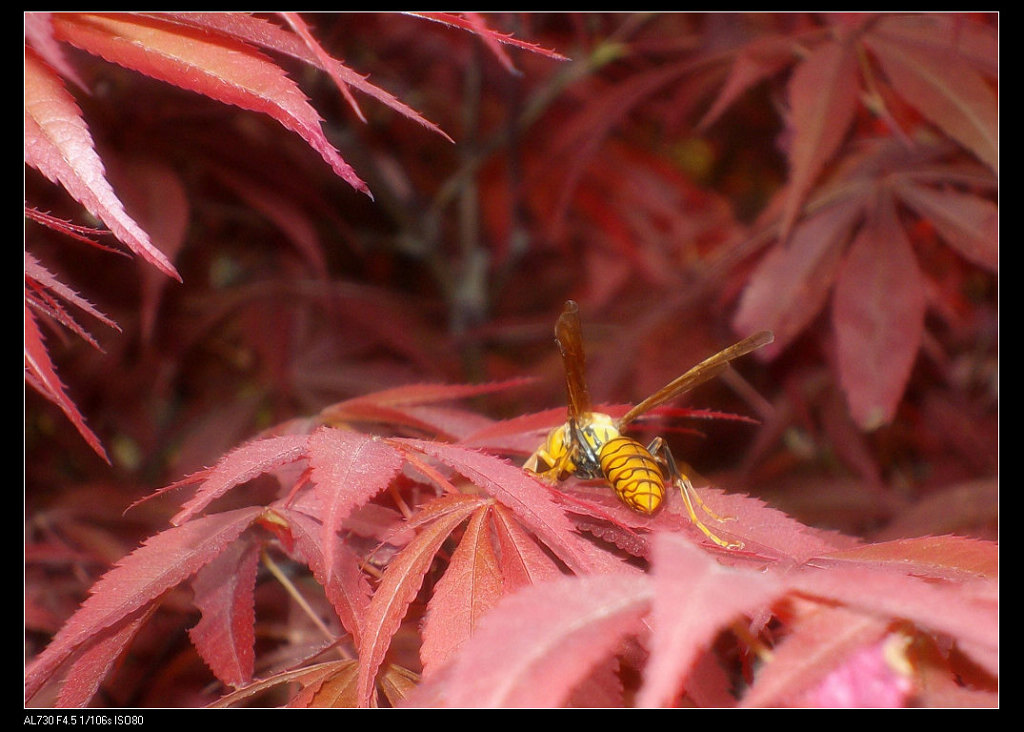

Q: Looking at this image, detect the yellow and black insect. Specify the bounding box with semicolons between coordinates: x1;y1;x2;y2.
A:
524;300;772;549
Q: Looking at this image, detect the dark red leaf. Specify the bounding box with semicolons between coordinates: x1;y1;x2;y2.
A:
333;378;533;408
26;251;120;335
25;507;263;702
209;166;328;280
269;507;373;646
188;539;261;688
55;607;156;708
832;195;926;429
895;182;997;272
734;198;861;355
103;156;190;342
698;34;796;130
866;19;997;172
780;38;860;241
24;207;114;248
24;303;109;462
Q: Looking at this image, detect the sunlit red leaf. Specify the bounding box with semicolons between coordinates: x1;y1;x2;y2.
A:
489;503;563;592
420;506;504;677
280;12;365;122
327;402;494;441
269;507;372;645
400;440;630;575
323;380;532;441
339;503;414;548
408;12;569;64
814;535;998;582
798;634;914;707
49;12;372;197
788;564;997;674
420;573;650;707
459;12;519;71
156;11;453;141
378;664;421;707
283;661;416;708
25;506;263;702
207;660;342;708
740;605;894;707
24;46;179;280
170;433;310;525
636;534;781;707
459;407;569;456
660;483;851;563
832;195;926;429
291;659;360;708
356;495;484;707
307;427;404;586
400;405;498;441
25;12;88;90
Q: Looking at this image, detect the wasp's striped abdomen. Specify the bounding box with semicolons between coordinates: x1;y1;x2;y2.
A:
599;436;666;514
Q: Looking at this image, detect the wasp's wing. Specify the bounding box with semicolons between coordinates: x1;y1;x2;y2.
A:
617;330;773;429
555;300;592;424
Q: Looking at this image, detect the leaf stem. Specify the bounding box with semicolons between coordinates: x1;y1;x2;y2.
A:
261;549;349;659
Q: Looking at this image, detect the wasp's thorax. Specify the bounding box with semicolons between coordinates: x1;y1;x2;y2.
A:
537;412;619;477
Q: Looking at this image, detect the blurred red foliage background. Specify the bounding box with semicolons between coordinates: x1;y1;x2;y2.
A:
25;13;996;707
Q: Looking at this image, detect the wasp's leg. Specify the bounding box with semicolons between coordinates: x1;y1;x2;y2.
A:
523;448;560;480
647;436;743;550
524;443;579;482
646;437;736;522
673;474;743;549
522;448;550;474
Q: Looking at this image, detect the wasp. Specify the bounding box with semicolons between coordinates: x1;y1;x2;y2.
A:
524;300;772;549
